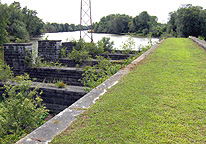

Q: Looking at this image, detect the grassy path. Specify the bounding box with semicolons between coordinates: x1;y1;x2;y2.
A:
51;38;206;143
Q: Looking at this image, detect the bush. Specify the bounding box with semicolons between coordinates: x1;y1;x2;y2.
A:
97;37;114;52
71;37;115;56
85;42;103;55
68;48;91;63
80;56;121;90
0;59;13;82
0;74;48;143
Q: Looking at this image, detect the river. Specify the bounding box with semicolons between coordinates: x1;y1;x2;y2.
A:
31;31;159;51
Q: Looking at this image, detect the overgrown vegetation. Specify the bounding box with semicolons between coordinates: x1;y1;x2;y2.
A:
63;37;115;63
0;73;49;143
51;38;206;143
0;59;13;82
120;35;136;54
0;2;44;44
0;47;3;61
80;56;122;91
79;36;154;91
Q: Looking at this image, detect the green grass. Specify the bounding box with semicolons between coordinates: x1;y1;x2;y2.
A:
51;38;206;143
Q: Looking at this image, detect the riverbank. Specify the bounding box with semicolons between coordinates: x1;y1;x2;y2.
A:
51;38;206;143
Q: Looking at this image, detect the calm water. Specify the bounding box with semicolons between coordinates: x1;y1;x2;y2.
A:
31;31;159;51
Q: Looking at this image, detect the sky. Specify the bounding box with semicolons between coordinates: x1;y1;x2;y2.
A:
2;0;206;24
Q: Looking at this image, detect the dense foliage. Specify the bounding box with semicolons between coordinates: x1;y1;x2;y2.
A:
0;2;88;45
0;2;44;44
167;4;206;39
93;12;167;37
0;59;13;82
0;71;49;143
65;37;115;63
80;56;122;91
94;5;206;39
0;59;49;143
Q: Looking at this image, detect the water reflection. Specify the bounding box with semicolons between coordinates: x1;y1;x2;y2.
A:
30;31;159;50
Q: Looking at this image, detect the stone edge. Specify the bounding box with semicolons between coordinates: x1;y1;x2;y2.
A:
16;39;164;144
189;36;206;50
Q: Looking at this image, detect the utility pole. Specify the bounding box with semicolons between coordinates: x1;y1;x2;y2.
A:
80;0;93;42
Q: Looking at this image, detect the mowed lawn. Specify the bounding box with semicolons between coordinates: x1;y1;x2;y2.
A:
51;38;206;143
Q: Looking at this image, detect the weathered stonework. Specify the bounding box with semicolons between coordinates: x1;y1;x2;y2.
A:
3;43;32;75
2;40;139;114
189;36;206;50
25;67;84;86
0;82;87;114
38;40;62;61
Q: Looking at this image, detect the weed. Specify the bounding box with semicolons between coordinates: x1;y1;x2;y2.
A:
54;80;66;88
120;35;136;55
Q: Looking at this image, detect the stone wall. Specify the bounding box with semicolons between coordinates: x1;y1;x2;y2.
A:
38;40;62;62
38;41;77;62
61;42;76;54
25;67;84;86
38;84;87;113
2;40;138;114
3;43;32;75
0;82;87;114
189;36;206;50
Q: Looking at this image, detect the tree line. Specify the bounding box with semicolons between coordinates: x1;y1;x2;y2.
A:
44;22;88;33
0;2;88;45
167;4;206;39
0;2;206;46
93;12;167;37
93;4;206;40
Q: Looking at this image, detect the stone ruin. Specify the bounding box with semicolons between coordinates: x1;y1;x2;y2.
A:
2;40;137;113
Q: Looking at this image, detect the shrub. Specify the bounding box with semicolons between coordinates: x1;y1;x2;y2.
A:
80;56;121;90
71;37;115;56
0;74;48;143
97;37;114;52
68;48;91;63
85;42;103;55
0;59;13;82
198;36;205;41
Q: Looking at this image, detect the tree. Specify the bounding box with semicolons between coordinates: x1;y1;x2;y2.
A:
94;14;131;34
138;11;150;31
11;19;30;41
168;4;206;38
200;9;206;39
0;3;10;45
